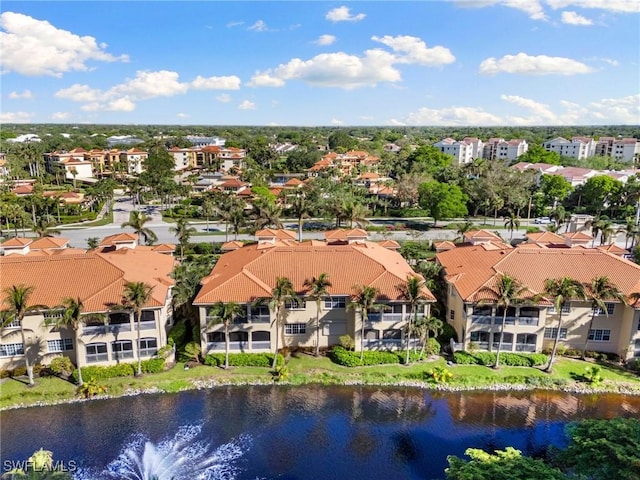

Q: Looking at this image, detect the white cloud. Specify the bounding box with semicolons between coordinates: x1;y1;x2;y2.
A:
0;111;35;122
248;20;270;32
326;6;366;22
226;21;244;28
190;75;241;90
0;12;129;77
177;113;189;118
330;118;344;125
238;100;256;110
216;93;232;103
8;90;33;100
314;34;336;46
51;112;70;120
453;1;547;20
393;93;640;126
479;52;593;75
546;0;640;14
371;35;455;65
561;11;593;25
56;70;240;112
249;49;400;89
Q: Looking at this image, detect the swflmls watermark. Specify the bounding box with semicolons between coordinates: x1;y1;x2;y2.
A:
3;459;78;472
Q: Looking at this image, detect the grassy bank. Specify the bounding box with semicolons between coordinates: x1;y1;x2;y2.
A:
1;355;639;410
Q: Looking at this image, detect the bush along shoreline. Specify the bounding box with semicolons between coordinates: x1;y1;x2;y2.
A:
1;349;640;411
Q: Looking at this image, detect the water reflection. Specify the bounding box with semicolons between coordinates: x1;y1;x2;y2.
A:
2;386;640;480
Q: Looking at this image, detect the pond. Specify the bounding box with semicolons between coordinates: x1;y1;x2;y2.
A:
2;386;639;479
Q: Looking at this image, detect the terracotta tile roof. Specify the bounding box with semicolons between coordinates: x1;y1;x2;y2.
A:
255;229;297;240
221;241;244;251
11;185;33;195
220;178;245;188
324;229;368;240
99;233;138;246
284;178;304;186
562;231;593;241
194;241;434;305
526;231;565;244
359;172;380;179
0;250;174;312
434;241;456;252
463;230;503;242
377;240;400;250
29;237;69;250
437;247;640;304
25;248;86;257
596;244;628;256
2;237;32;248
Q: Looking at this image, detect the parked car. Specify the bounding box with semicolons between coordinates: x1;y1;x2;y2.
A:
533;217;552;224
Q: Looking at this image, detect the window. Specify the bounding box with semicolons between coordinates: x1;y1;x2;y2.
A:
285;298;306;310
544;328;567;340
548;303;570;314
324;297;346;309
364;329;379;340
249;305;269;322
207;332;225;343
138;338;157;357
588;329;611;342
0;343;24;357
285;323;306;335
470;331;489;343
47;338;73;353
140;310;155;322
112;340;134;360
43;310;63;320
449;309;455;320
592;303;615;316
85;343;108;363
3;319;20;329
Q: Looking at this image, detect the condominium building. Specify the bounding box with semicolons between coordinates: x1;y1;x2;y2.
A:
0;246;176;370
193;230;434;356
596;137;640;163
433;138;478;164
542;137;598;160
482;138;529;162
436;243;640;361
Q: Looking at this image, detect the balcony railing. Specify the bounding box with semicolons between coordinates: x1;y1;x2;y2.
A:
139;348;157;357
82;323;133;335
515;343;536;352
86;353;108;363
249;314;270;323
112;351;134;361
470;315;492;325
251;341;271;350
491;342;514;351
368;313;403;322
207;341;249;352
109;323;132;333
82;325;106;335
136;321;156;331
517;316;539;326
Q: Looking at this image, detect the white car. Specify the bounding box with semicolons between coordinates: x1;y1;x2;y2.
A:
533;217;552;225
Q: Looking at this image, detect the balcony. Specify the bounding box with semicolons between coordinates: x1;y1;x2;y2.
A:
249;314;270;323
367;313;403;322
82;323;132;335
136;321;156;331
491;342;514;352
207;341;249;352
515;343;536;352
470;315;492;325
517;316;539;326
251;341;271;350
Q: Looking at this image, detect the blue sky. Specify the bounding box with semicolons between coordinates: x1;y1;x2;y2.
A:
1;1;638;126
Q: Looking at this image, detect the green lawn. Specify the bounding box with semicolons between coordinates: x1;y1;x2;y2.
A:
1;355;639;410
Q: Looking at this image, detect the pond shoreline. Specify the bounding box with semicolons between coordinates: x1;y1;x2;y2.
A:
3;373;640;412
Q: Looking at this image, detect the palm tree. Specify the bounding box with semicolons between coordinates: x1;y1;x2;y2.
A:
32;214;61;238
581;277;624;360
503;212;521;240
2;284;38;386
47;297;86;385
201;194;216;233
169;218;197;259
268;277;297;369
599;220;615;245
252;200;283;231
290;193;313;242
122;281;154;376
454;220;474;242
542;277;586;373
228;205;246;241
343;200;369;228
584;215;607;247
480;274;528;368
412;315;443;360
348;285;386;362
207;301;245;369
398;275;430;365
303;273;332;357
121;210;157;245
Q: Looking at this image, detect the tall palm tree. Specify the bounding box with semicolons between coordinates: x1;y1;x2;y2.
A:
584;215;607;247
268;277;297;369
252;200;284;231
581;277;624;360
480;274;528;368
549;206;567;232
33;214;61;238
503;212;521;240
122;281;154;376
398;275;430;365
542;277;586;373
207;301;245;369
454;220;474;243
228;205;246;241
2;284;38;386
303;273;332;357
47;297;86;385
121;210;157;245
348;285;386;362
201;194;216;233
599;220;615;245
169;217;197;259
343;200;369;228
412;316;443;360
290;193;313;242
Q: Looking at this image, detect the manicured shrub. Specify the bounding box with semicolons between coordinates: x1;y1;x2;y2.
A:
141;358;165;374
329;346;402;367
473;352;497;366
167;320;187;348
453;351;548;367
204;352;283;368
527;353;549;366
362;350;401;366
453;351;479;365
424;338;442;356
499;353;532;367
339;335;355;350
328;346;362;367
72;364;135;383
399;350;423;364
49;357;75;378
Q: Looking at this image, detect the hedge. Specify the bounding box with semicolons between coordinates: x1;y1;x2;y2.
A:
452;351;547;367
329;346;431;367
71;358;165;383
204;352;284;368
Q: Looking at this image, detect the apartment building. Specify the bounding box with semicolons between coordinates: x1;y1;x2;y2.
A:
433;138;477;164
168;145;247;172
542;137;598;160
596;137;640;163
482;138;529;162
0;245;176;370
436;242;640;361
193;229;434;356
307;151;380;177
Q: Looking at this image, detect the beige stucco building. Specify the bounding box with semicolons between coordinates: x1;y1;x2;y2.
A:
193;229;434;356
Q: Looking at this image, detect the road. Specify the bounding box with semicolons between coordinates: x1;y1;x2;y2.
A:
9;195;629;250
